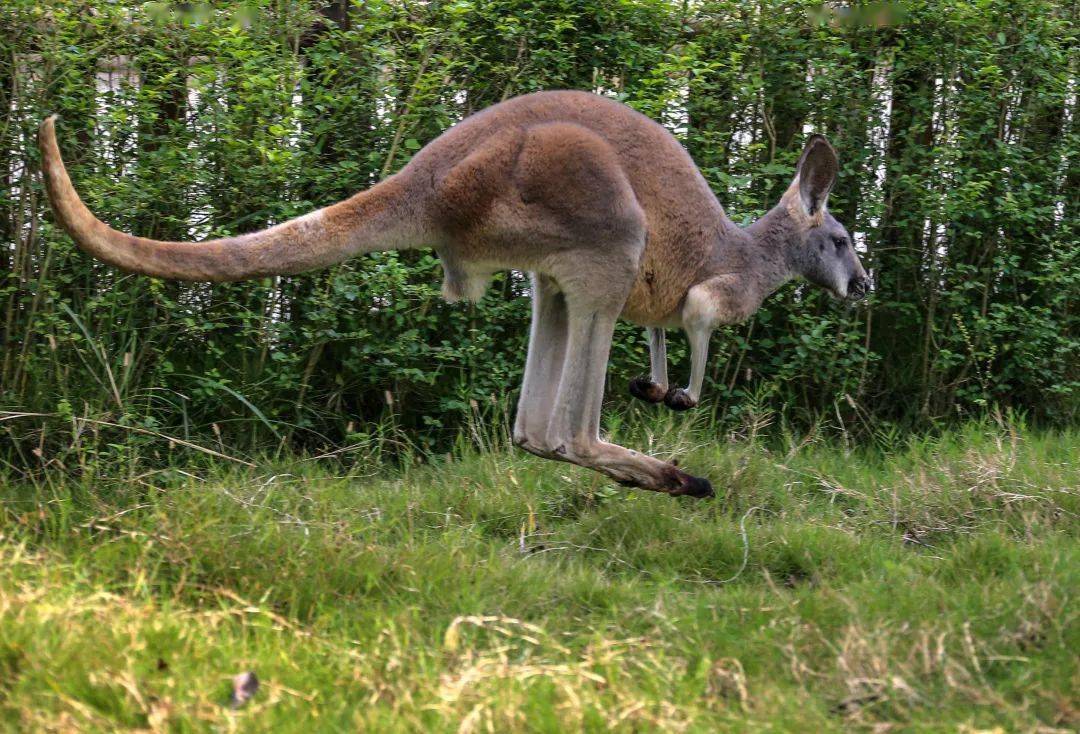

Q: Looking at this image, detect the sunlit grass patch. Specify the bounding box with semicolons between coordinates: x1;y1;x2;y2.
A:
0;422;1077;731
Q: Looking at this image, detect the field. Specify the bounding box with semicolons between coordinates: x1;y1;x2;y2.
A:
0;417;1077;732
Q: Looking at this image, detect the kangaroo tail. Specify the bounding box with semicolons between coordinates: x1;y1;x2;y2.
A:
38;115;424;282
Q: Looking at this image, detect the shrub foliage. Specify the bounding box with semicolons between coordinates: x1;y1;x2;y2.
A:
0;0;1076;461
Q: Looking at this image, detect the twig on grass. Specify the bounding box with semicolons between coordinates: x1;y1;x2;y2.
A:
525;506;764;587
702;506;762;585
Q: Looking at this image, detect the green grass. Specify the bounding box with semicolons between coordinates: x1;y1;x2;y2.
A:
0;418;1077;731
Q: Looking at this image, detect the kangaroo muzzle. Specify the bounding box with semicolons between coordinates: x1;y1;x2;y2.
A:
847;275;871;301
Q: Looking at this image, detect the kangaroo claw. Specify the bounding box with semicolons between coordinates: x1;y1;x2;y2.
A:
629;376;667;403
664;387;697;411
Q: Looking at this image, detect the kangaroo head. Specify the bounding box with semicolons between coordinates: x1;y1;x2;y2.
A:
778;135;870;301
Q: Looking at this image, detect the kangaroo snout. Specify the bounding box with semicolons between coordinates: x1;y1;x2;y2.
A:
848;275;871;301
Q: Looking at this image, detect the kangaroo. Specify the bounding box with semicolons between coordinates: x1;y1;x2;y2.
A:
628;135;871;412
38;90;869;499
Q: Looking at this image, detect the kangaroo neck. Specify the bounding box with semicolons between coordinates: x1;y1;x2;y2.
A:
698;207;796;300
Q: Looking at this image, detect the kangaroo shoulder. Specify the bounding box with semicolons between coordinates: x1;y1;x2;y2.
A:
683;275;760;327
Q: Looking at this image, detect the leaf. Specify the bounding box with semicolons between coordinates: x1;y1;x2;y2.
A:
443;621;461;651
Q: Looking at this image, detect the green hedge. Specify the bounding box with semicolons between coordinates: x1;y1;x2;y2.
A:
0;0;1076;462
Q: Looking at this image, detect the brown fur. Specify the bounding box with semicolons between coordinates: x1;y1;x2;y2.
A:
38;91;868;497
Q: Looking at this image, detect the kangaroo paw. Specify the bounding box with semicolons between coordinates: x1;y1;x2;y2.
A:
629;376;667;403
663;387;697;411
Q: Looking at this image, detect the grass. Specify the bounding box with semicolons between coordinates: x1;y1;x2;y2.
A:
0;416;1077;731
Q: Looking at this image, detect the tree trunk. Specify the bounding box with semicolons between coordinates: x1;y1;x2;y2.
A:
870;49;936;413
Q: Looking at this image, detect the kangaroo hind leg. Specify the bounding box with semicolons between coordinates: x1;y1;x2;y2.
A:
513;273;568;457
545;265;713;497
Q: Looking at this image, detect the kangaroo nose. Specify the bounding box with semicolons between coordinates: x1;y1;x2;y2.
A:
848;275;870;300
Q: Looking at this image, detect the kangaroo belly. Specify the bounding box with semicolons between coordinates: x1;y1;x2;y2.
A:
621;270;684;326
620;230;710;327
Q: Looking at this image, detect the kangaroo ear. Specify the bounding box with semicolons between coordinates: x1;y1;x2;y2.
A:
795;134;838;217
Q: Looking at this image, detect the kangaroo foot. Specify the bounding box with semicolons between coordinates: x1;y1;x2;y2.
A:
616;470;713;498
629;376;667;403
664;387;697;411
561;439;713;499
664;467;714;498
615;462;713;499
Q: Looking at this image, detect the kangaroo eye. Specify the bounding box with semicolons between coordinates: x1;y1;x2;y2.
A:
832;236;847;250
